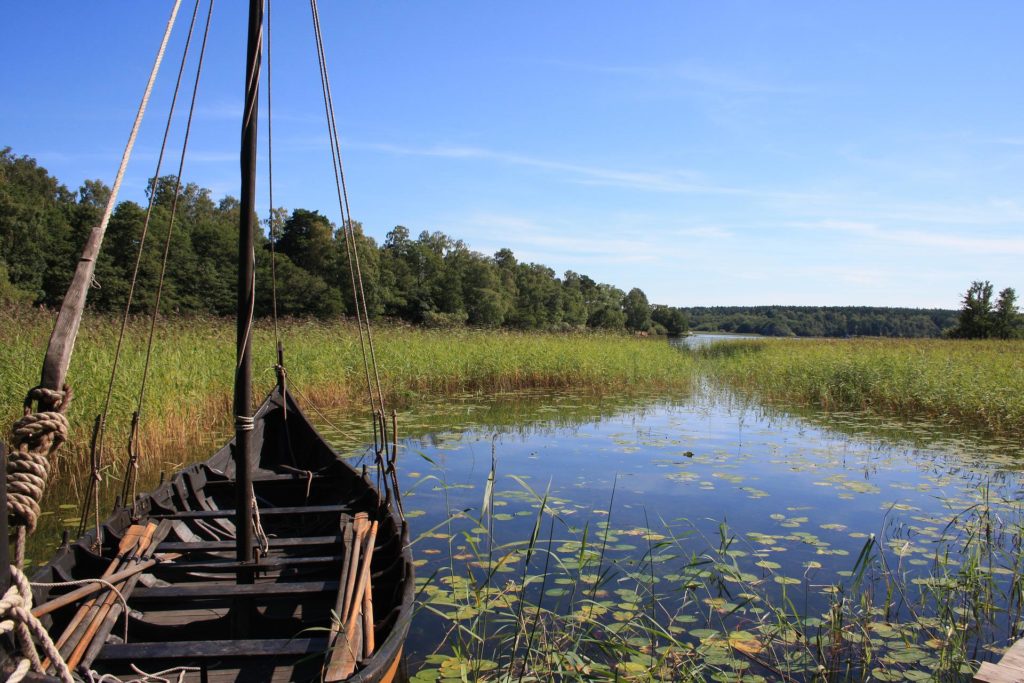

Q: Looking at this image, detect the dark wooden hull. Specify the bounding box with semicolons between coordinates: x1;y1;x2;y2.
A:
23;386;414;682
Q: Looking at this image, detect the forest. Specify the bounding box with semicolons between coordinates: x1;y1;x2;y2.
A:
686;305;958;338
0;147;967;338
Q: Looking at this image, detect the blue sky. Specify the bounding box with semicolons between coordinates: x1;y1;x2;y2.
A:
3;2;1023;308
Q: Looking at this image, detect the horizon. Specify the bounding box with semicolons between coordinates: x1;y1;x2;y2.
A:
3;2;1022;309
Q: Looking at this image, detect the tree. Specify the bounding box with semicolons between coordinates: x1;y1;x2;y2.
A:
993;287;1021;339
622;287;652;332
651;305;689;336
949;280;995;339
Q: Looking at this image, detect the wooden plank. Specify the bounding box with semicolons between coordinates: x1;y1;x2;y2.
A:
156;554;342;572
974;660;1024;682
132;580;338;601
96;637;328;661
975;639;1024;682
157;535;339;552
204;472;340;485
149;503;351;520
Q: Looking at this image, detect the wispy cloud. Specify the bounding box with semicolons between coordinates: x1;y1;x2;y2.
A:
362;142;822;202
801;219;1024;254
458;213;661;265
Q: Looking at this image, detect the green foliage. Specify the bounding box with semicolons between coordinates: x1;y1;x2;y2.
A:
949;280;1021;339
688;305;957;338
0;149;668;333
622;287;651;331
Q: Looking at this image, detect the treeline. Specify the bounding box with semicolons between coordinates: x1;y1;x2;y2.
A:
0;148;688;334
686;306;958;338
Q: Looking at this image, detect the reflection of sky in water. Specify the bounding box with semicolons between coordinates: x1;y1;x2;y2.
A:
374;389;1024;670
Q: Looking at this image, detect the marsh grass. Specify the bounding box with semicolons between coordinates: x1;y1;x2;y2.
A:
0;306;695;511
696;338;1024;438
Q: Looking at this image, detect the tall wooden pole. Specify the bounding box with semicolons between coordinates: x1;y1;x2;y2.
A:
234;0;262;587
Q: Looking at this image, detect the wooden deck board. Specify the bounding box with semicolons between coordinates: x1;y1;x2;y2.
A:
97;636;328;660
975;640;1024;682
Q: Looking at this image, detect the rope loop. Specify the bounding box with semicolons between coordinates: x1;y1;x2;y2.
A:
8;385;73;534
235;415;255;432
0;566;74;683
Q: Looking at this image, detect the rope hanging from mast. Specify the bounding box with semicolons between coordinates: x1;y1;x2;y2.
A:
80;0;206;542
307;0;403;518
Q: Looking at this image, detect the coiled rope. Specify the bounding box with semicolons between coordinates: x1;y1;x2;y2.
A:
7;387;71;543
0;565;74;683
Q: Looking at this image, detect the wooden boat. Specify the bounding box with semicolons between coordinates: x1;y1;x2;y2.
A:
1;1;414;681
23;385;414;682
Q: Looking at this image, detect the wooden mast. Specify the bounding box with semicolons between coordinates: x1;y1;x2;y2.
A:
234;0;262;587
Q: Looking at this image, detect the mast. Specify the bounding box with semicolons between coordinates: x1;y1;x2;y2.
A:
234;0;262;581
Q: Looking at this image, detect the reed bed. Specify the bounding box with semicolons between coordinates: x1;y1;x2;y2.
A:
696;338;1024;438
0;307;695;488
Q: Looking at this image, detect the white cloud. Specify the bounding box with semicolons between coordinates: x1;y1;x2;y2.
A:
800;219;1024;254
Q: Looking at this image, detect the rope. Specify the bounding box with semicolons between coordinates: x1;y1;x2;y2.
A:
308;0;397;501
86;664;201;683
87;0;197;538
7;386;71;535
265;0;281;347
0;565;74;683
251;488;269;558
135;0;215;448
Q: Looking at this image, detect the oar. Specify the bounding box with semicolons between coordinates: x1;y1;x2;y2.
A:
32;553;179;619
45;524;145;669
78;521;171;669
343;513;370;621
332;514;353;629
362;535;376;659
65;522;157;669
325;515;374;681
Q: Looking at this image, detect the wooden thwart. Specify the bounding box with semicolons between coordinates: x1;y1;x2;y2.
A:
975;639;1024;682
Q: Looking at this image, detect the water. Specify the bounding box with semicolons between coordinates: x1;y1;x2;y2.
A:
325;388;1024;680
671;332;764;349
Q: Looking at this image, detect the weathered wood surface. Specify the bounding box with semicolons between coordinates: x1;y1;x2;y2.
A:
132;579;338;601
97;637;328;661
40;226;104;398
151;503;351;519
975;639;1024;682
157;534;340;552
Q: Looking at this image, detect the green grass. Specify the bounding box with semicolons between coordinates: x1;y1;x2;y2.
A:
0;307;696;485
696;337;1024;438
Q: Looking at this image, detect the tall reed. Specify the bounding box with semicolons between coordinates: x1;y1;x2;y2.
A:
696;338;1024;437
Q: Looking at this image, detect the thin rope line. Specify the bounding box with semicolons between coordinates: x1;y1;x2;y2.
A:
265;0;281;347
134;0;215;495
78;0;189;540
308;0;384;419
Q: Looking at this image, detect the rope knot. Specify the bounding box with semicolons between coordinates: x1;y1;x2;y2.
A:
8;385;73;533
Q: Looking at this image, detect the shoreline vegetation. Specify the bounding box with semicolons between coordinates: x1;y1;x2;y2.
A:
0;307;696;487
4;309;1023;681
4;308;1024;490
696;337;1024;438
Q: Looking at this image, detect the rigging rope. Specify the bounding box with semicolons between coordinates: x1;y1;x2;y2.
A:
307;0;400;515
82;0;203;541
265;0;281;348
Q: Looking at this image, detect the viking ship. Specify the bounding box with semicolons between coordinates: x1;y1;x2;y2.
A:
1;1;414;681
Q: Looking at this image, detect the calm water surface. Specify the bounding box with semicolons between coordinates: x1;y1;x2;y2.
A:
320;385;1024;678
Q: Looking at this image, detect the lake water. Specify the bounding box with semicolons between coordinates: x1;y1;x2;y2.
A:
327;385;1024;680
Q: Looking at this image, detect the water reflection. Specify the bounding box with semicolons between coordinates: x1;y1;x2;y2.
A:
321;387;1024;676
